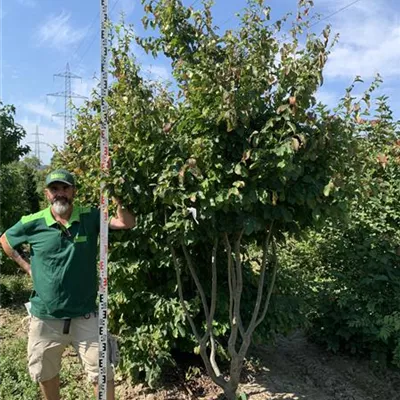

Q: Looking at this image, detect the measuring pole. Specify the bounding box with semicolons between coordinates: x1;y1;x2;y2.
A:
99;0;109;398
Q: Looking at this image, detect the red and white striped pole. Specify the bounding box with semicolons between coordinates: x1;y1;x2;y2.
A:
99;0;109;398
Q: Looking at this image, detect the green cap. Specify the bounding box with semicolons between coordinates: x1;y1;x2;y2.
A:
45;169;75;187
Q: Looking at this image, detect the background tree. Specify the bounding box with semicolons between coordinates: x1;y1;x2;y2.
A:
280;85;400;369
0;106;43;274
0;102;29;166
0;103;32;235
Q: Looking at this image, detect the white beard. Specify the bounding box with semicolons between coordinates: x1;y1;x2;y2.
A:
52;200;70;216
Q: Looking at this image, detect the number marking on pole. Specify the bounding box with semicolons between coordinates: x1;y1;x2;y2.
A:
99;0;109;398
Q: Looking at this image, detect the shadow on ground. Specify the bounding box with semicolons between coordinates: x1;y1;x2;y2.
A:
240;331;400;400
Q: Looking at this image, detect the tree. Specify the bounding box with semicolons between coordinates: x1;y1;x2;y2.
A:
0;156;43;233
0;103;32;234
280;84;400;368
22;156;43;214
57;0;359;397
0;102;29;165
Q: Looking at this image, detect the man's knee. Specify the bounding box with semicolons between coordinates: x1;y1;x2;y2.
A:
28;317;67;382
39;374;60;386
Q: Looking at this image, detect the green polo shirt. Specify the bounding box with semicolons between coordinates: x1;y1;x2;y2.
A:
4;206;100;319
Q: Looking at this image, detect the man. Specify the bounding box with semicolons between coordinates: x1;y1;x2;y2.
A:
0;169;135;400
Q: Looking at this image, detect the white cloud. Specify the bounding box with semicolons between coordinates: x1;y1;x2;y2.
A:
37;11;87;50
316;88;338;109
24;102;54;120
318;0;400;80
47;95;57;106
72;78;98;103
22;101;65;133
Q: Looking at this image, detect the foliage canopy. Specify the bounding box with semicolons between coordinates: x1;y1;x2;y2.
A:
54;0;390;395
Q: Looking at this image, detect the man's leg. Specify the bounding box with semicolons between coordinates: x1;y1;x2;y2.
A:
93;379;115;400
39;375;60;400
28;317;68;400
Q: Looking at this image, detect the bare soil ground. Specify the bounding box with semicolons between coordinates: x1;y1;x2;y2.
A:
2;308;399;400
117;331;400;400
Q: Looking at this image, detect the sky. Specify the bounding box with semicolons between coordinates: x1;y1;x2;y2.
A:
1;0;400;165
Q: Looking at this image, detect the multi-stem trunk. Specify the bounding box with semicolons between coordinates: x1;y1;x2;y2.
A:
170;223;277;399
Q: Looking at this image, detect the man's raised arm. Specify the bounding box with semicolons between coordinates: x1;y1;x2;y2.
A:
109;198;136;230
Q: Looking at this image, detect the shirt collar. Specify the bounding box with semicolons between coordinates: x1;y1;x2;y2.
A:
44;206;80;228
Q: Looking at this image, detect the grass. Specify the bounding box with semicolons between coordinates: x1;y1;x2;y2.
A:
0;274;99;400
0;332;40;399
0;273;220;399
0;272;32;308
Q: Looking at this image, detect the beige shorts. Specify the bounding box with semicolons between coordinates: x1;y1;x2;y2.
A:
28;314;114;383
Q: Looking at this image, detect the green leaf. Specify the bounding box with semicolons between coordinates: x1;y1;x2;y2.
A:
277;160;286;168
233;180;245;188
234;163;242;175
277;104;290;114
228;187;240;198
323;180;335;197
249;161;260;170
287;121;296;133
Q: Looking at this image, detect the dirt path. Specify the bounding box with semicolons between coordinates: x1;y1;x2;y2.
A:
120;332;400;400
2;307;399;400
244;331;400;400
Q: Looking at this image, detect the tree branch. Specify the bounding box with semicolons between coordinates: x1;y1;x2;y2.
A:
170;244;201;342
223;232;234;324
245;222;274;336
170;242;225;386
233;229;245;337
181;239;210;322
209;333;221;378
255;238;278;328
198;346;227;389
209;238;218;325
227;229;244;357
208;238;221;376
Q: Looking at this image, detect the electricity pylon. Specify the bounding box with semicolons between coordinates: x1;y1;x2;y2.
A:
28;125;48;165
47;63;87;143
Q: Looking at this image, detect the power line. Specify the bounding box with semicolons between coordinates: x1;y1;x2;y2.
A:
73;0;363;70
219;15;234;29
188;0;201;8
70;11;100;65
75;0;122;69
310;0;363;28
219;0;363;31
73;0;207;72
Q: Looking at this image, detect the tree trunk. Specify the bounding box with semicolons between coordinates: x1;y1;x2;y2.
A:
223;385;238;400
